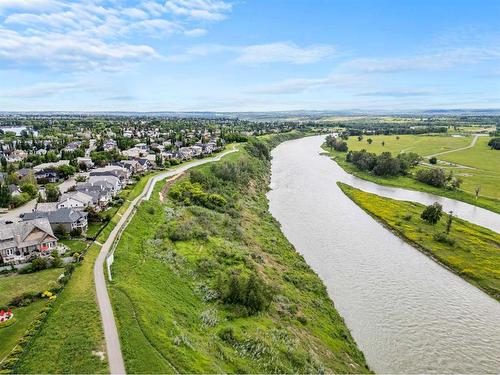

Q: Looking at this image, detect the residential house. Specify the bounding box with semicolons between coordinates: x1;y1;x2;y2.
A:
0;218;58;264
90;165;130;184
23;208;88;234
87;175;121;195
8;184;21;196
75;184;112;209
33;160;69;173
103;139;118;151
76;157;94;170
57;191;93;210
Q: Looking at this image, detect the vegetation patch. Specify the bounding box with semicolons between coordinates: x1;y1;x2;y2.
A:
110;133;370;374
338;183;500;301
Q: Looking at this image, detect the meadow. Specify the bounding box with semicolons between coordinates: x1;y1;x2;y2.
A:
339;183;500;301
322;133;500;212
109;134;370;374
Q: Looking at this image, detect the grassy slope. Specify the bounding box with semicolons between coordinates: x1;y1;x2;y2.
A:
15;243;109;373
338;183;500;301
322;145;500;214
110;136;370;373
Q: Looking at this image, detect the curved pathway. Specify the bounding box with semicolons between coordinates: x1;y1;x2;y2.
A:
94;146;239;374
426;134;480;158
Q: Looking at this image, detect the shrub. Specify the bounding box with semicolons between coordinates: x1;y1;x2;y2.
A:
433;232;456;246
421;202;443;224
416;168;447;188
221;273;272;315
402;214;412;221
70;227;82;237
429;156;437;164
31;257;49;271
246;139;271;160
218;327;236;343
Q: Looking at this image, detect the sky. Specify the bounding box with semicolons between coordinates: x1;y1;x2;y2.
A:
0;0;499;112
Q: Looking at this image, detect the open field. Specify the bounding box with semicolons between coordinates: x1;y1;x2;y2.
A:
322;134;500;212
342;134;471;156
15;243;109;373
338;183;500;301
109;135;370;374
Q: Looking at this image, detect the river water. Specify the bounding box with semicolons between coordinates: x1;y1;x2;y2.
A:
267;135;500;373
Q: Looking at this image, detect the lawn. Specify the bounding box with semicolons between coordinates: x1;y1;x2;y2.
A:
338;183;500;301
109;134;370;374
15;244;109;373
59;239;88;255
0;268;62;306
343;134;471;156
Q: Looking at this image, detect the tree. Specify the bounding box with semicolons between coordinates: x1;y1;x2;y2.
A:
46;184;61;202
416;168;447;188
357;135;363;141
487;137;500;150
475;185;481;199
429;156;437;164
446;211;453;234
367;138;373;144
0;156;6;172
0;184;11;208
421;202;443;225
31;258;48;271
381;141;385;147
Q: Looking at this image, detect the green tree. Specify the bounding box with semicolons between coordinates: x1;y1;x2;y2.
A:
429;156;437;164
46;184;61;202
367;138;373;144
446;211;454;234
0;183;11;208
421;202;443;225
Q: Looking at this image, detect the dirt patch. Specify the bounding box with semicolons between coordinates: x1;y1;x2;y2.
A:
159;173;185;203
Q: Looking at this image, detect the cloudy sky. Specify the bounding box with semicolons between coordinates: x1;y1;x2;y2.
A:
0;0;499;111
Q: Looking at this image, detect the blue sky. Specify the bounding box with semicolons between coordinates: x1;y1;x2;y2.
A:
0;0;499;112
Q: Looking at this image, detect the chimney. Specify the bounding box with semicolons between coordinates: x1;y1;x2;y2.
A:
15;234;21;244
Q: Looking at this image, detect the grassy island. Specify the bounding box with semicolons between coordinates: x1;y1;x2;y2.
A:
108;134;370;374
338;183;500;301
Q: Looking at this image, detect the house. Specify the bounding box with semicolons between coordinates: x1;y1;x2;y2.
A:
103;139;118;151
6;150;28;163
36;202;58;212
116;160;141;174
15;168;32;180
75;184;112;209
33;160;69;173
76;157;94;170
87;175;122;195
35;148;47;156
57;191;93;210
138;158;154;171
35;168;59;183
123;130;133;138
90;165;130;184
23;208;88;234
8;184;22;196
0;218;58;264
64;141;82;152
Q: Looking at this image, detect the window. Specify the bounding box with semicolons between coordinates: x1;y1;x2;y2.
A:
6;248;14;256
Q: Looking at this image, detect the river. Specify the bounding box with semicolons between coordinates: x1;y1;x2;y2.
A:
267;135;500;373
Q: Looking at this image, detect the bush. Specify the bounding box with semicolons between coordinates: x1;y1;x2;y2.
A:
326;135;348;152
31;257;49;271
70;227;82;237
421;202;443;225
433;232;456;246
416;168;447;188
221;273;272;315
246;139;270;160
218;327;235;343
429;156;437;164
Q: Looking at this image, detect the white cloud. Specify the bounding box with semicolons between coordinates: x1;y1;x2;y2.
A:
164;0;232;21
2;81;82;98
164;42;337;64
0;0;231;71
236;42;337;64
343;47;500;73
250;74;364;94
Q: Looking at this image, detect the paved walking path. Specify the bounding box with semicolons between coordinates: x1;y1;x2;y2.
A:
426;134;480;158
93;146;239;374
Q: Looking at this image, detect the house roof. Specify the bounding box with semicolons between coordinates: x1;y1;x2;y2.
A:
60;191;93;205
0;218;56;251
23;208;87;224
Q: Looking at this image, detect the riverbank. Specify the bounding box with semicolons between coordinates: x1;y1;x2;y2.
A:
322;144;500;214
338;183;500;301
109;133;370;373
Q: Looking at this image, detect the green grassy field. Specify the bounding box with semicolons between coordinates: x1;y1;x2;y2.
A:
109;135;370;374
338;183;500;301
15;243;108;373
343;134;471;155
0;268;63;363
0;268;62;306
0;300;48;363
322;144;500;214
